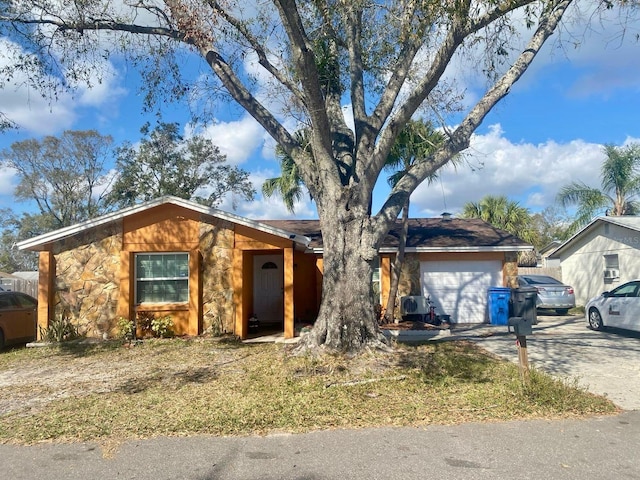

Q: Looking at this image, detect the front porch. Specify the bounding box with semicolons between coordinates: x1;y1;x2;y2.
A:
233;226;322;340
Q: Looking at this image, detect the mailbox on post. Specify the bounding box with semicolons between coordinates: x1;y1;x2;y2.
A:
508;316;532;336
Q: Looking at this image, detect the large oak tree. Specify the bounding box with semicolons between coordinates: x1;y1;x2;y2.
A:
0;0;629;352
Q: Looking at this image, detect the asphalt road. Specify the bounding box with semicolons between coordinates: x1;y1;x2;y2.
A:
464;313;640;411
2;411;640;480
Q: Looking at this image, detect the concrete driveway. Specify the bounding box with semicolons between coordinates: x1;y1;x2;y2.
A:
466;314;640;410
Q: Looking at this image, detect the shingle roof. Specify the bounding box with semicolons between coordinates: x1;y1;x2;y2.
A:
17;195;531;254
263;217;531;252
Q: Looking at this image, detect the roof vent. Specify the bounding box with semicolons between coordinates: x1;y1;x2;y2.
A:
441;212;452;221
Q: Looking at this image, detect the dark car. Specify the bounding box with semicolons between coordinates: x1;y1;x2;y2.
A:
517;274;576;315
0;291;37;349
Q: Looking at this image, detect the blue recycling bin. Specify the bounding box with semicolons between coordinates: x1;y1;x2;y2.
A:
487;287;511;325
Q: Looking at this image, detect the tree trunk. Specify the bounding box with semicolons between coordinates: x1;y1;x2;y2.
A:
383;200;409;323
300;211;388;352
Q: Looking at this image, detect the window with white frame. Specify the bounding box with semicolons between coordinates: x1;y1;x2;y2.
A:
135;253;189;303
603;254;620;280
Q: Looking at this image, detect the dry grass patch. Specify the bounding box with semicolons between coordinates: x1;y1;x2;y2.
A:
0;338;617;445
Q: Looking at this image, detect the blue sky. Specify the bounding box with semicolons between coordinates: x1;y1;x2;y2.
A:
1;6;640;222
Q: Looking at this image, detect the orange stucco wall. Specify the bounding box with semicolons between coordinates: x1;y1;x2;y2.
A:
379;255;392;310
36;251;55;340
235;225;292;250
233;249;254;339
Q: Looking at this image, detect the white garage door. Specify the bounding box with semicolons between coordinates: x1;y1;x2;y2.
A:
420;260;503;324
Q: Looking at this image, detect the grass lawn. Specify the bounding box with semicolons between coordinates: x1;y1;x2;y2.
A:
0;337;618;446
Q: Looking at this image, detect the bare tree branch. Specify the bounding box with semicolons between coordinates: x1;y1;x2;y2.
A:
373;0;574;239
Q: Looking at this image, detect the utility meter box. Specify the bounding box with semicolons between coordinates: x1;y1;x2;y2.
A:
508;316;532;336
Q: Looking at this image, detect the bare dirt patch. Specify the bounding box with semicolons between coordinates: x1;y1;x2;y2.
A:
0;338;249;417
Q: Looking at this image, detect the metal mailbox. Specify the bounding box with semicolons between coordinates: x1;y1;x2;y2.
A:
508;316;532;336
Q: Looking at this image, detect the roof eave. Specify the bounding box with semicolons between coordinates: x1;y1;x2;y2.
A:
309;245;532;254
380;246;533;253
17;196;310;251
549;216;640;259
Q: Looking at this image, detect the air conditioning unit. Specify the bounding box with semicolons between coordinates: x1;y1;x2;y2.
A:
604;269;620;279
400;296;430;315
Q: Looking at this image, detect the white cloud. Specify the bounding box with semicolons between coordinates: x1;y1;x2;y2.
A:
341;105;355;132
408;123;605;216
236;194;316;220
72;64;128;109
0;86;77;135
194;115;266;165
0;166;18;199
0;38;76;133
216;169;316;220
0;37;127;135
432;3;640;116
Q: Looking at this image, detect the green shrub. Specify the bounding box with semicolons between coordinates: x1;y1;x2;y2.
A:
151;315;174;338
135;311;155;338
116;317;135;341
39;314;81;343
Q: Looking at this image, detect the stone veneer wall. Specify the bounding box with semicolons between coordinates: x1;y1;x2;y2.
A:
199;219;235;335
53;224;122;337
390;253;422;320
397;253;422;297
504;252;519;288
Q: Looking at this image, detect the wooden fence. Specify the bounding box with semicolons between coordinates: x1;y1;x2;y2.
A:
517;267;563;281
0;278;38;298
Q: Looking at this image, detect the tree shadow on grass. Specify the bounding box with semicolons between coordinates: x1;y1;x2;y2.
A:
49;339;122;357
115;366;220;394
47;334;246;358
394;341;497;384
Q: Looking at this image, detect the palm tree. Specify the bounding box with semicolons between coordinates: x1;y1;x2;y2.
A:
461;195;539;265
557;143;640;234
382;120;446;323
262;130;310;213
461;196;534;236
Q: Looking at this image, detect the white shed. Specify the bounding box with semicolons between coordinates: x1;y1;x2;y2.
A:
548;216;640;305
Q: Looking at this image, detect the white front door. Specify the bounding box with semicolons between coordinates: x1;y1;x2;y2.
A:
253;254;284;325
420;260;503;324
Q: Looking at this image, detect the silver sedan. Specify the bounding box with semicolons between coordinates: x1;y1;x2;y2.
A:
517;274;576;315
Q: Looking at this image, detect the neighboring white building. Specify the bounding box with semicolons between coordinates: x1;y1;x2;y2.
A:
548;216;640;305
538;241;561;268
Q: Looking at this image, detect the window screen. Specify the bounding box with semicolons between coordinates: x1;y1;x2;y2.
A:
604;254;619;269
